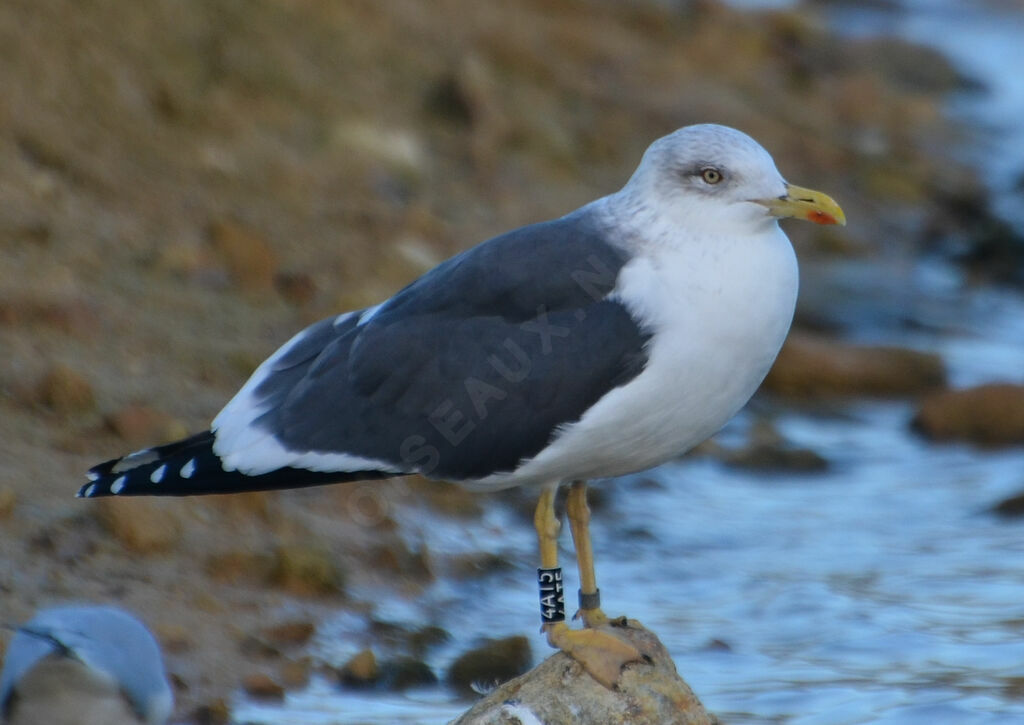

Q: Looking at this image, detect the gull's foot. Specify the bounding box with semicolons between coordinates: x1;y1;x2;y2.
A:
544;621;644;688
576;606;610;628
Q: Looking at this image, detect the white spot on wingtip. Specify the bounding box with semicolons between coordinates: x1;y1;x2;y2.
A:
86;471;100;481
81;483;96;498
150;464;167;483
180;458;196;479
110;476;126;495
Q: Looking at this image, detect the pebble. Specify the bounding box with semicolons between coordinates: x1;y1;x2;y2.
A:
913;383;1024;446
991;490;1024;518
765;331;946;397
208;220;279;292
338;649;378;687
241;672;285;700
0;486;16;519
268;545;345;597
105;404;187;447
446;635;532;695
262;620;316;647
94;498;183;553
379;656;437;691
35;363;94;413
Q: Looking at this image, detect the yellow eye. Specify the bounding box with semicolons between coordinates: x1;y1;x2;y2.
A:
701;167;722;185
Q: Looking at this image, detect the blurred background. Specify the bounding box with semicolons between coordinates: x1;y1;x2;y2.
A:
1;0;1022;723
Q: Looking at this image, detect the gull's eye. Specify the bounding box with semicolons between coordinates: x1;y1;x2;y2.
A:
700;167;723;185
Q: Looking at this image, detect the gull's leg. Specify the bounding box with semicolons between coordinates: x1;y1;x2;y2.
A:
566;479;609;628
534;482;643;689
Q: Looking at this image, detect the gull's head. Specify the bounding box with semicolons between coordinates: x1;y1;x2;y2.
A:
621;124;844;237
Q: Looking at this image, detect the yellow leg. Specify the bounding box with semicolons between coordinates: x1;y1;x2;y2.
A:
567;480;608;627
533;482;643;689
534;484;561;570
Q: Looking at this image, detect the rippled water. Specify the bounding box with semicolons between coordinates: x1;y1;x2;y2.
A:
234;275;1024;725
235;3;1024;723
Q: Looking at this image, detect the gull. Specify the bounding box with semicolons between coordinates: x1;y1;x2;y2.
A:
0;605;173;725
79;124;844;687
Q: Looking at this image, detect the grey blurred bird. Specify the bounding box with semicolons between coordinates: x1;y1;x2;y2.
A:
0;605;173;725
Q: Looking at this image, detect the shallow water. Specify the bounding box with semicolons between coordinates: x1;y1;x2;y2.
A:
234;274;1024;724
235;2;1024;722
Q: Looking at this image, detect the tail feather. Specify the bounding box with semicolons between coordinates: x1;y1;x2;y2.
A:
78;430;395;498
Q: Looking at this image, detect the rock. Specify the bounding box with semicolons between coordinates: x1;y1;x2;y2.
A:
274;271;317;306
413;625;453;657
447;636;532;695
991;490;1024;518
205;550;272;585
764;332;946;397
105;404;188;448
279;658;312;689
0;486;16;519
448;551;516;580
262;620;316;647
154;622;193;653
338;649;378;687
35;363;94;414
268;545;345;596
0;295;99;336
367;620;450;658
190;698;231;725
452;620;713;725
208;220;279;292
94;498;182;553
378;656;437;691
719;419;828;473
241;672;285;700
330;121;426;177
913;384;1024;446
925;186;1024;287
367;540;433;582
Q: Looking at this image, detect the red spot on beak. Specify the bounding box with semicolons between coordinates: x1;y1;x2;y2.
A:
807;210;838;225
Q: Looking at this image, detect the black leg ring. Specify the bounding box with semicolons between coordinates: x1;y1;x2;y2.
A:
538;567;565;623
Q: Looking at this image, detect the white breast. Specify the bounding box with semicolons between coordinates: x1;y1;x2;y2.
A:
474;225;798;490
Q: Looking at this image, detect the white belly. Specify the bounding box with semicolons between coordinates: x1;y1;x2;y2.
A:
474;227;798;490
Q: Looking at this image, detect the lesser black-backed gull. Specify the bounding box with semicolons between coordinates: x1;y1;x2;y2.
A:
79;124;844;687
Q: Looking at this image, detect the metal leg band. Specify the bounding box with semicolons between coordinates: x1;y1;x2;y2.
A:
578;588;601;611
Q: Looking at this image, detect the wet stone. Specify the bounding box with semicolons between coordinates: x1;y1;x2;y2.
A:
448;551;516;580
338;648;379;688
913;383;1024;446
241;672;285;700
379;656;438;691
446;635;532;695
765;331;946;398
262;620;316;647
190;698;231;725
279;657;312;690
452;620;713;725
268;544;345;597
991;490;1024;518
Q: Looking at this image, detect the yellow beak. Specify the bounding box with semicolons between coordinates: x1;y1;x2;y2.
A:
756;183;846;226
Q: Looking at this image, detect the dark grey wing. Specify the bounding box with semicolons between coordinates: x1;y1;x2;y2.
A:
255;209;652;481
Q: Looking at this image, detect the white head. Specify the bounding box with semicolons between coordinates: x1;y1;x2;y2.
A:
612;124;844;244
